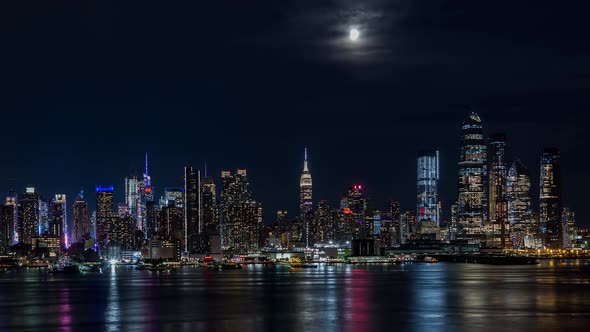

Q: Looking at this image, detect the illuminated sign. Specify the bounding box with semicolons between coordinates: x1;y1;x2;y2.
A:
96;186;114;192
343;208;352;215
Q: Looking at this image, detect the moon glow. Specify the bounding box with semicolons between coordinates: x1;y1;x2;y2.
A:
349;28;360;41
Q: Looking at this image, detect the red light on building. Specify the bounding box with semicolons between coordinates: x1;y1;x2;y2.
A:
145;187;152;193
343;208;352;215
204;256;214;262
420;207;425;215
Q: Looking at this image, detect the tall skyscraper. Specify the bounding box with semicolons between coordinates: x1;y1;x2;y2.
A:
201;175;217;234
299;147;313;216
540;148;562;248
457;113;487;242
96;186;114;245
137;153;154;236
488;134;507;222
72;190;89;244
18;187;39;245
507;160;532;224
0;199;16;251
125;176;139;229
49;194;67;247
488;134;509;248
184;166;200;252
219;169;256;252
416;151;440;226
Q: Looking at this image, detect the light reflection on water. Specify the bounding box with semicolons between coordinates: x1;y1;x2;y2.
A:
0;260;589;331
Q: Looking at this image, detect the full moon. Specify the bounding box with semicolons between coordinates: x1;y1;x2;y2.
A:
349;28;360;41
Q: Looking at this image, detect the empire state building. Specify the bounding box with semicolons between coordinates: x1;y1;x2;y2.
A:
300;147;313;216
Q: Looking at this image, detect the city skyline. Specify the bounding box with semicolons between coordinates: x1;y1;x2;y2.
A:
0;113;584;245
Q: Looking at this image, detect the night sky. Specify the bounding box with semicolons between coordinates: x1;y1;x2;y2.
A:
1;1;588;226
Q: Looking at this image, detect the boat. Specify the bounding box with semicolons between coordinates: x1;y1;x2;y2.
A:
219;262;242;270
80;264;102;273
289;257;317;268
424;256;439;263
206;261;243;270
62;265;80;273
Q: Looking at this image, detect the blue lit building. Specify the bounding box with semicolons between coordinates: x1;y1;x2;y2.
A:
416;150;440;226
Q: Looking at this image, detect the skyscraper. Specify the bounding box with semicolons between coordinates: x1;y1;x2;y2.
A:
184;166;200;252
49;194;67;246
299;147;313;216
96;186;114;245
507;160;532;225
457;113;487;242
18;187;39;245
416;151;440;226
201;175;217;234
124;176;139;229
488;134;509;248
540;148;562;248
72;190;89;244
488;134;507;222
0;199;16;251
219;169;255;252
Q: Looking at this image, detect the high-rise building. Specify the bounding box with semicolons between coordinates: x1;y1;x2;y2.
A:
18;187;39;245
201;175;217;234
96;186;114;245
507;160;533;225
49;194;67;247
219;169;256;253
507;160;533;248
109;215;133;249
488;134;507;222
137;153;154;236
389;200;401;245
299;147;313;216
417;151;440;226
540;148;562;248
0;199;17;252
562;208;575;248
488;134;509;248
125;176;139;228
315;200;333;244
72;190;89;244
184;166;200;252
457;113;487;242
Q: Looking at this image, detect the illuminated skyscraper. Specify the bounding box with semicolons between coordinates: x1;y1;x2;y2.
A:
540;148;562;248
137;153;154;236
507;160;532;224
184;166;200;252
124;176;139;228
18;187;39;245
0;197;17;251
488;134;507;222
49;194;67;246
96;186;114;245
299;147;313;216
72;190;89;243
488;134;509;248
416;151;440;226
220;169;255;252
38;199;49;236
457;113;487;242
201;175;217;233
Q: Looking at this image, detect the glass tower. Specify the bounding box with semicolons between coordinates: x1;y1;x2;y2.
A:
457;113;487;242
416;150;440;226
540;148;562;248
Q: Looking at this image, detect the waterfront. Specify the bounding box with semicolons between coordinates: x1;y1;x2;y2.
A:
0;260;589;331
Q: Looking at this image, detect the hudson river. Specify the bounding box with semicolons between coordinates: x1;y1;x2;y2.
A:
1;260;589;331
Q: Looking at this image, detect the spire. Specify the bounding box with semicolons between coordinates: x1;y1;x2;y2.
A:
204;161;208;178
145;152;150;186
303;147;309;172
78;188;84;200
